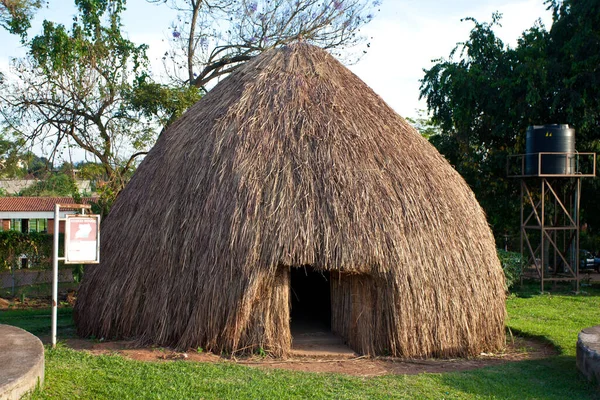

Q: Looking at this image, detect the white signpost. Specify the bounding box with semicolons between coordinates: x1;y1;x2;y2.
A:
52;204;100;347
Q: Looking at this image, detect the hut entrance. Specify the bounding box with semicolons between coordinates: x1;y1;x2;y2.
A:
290;266;331;334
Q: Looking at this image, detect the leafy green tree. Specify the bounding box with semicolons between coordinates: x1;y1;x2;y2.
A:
0;0;42;36
549;0;600;237
1;0;375;213
24;153;50;177
0;134;28;177
0;0;198;204
0;133;53;179
545;0;600;141
420;1;600;243
19;172;79;196
127;78;201;128
420;14;527;240
406;110;441;140
73;161;106;181
1;0;376;217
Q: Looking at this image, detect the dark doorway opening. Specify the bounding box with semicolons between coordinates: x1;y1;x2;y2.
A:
290;266;331;334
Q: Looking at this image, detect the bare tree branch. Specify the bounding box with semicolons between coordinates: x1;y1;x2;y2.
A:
152;0;378;87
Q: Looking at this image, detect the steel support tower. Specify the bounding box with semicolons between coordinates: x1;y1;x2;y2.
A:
508;152;596;292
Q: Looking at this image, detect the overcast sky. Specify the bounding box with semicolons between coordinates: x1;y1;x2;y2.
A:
0;0;553;159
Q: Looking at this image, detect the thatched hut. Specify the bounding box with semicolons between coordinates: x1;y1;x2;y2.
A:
74;43;505;358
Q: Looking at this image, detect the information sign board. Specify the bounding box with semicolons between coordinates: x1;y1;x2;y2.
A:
64;215;100;264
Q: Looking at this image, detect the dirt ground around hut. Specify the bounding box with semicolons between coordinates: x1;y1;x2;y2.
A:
57;336;556;377
0;290;78;309
1;295;556;376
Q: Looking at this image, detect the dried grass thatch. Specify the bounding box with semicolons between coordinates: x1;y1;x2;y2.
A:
74;43;505;358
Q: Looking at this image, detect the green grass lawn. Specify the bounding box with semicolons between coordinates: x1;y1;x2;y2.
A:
0;308;74;337
1;283;599;399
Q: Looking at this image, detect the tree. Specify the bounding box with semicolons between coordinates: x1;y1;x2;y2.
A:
0;0;197;199
19;172;79;196
0;0;42;36
0;134;28;177
24;153;51;177
149;0;379;89
545;0;600;237
0;133;53;178
419;1;600;243
127;76;202;128
544;0;600;142
1;0;375;215
406;110;441;140
420;14;527;241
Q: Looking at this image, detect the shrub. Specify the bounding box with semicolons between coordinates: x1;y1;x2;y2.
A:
0;231;56;270
497;249;523;291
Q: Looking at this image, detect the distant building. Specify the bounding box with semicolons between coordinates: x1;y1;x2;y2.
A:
0;197;98;234
0;180;93;195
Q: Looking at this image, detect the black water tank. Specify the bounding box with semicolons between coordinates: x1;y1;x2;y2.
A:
525;124;575;175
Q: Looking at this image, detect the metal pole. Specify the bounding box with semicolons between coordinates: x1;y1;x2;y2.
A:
576;178;581;293
51;204;60;348
541;179;545;293
554;194;557;274
520;180;524;286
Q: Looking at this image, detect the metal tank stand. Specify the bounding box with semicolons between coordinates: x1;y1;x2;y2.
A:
520;177;580;292
508;152;596;293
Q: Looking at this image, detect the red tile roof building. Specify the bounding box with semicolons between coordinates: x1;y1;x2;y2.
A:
0;197;98;234
0;197;96;212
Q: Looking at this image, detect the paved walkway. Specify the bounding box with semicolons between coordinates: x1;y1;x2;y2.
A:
0;325;44;400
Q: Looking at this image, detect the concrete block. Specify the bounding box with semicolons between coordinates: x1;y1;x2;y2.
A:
0;325;44;400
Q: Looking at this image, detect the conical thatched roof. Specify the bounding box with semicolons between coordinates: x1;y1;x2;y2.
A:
74;43;505;358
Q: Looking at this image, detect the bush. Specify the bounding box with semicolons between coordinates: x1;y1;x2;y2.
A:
19;174;79;197
497;249;523;291
0;231;56;270
580;231;600;254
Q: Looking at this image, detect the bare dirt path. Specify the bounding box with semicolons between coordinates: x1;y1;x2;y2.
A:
59;336;556;377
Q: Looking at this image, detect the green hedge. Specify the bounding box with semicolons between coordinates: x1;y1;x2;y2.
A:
0;231;61;271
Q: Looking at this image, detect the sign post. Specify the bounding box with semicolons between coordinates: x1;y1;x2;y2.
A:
52;204;100;348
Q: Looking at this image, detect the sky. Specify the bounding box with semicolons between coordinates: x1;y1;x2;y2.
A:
0;0;553;159
350;0;553;117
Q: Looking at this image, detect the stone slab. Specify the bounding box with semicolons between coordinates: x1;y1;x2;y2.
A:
0;325;44;400
291;331;357;358
576;325;600;386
